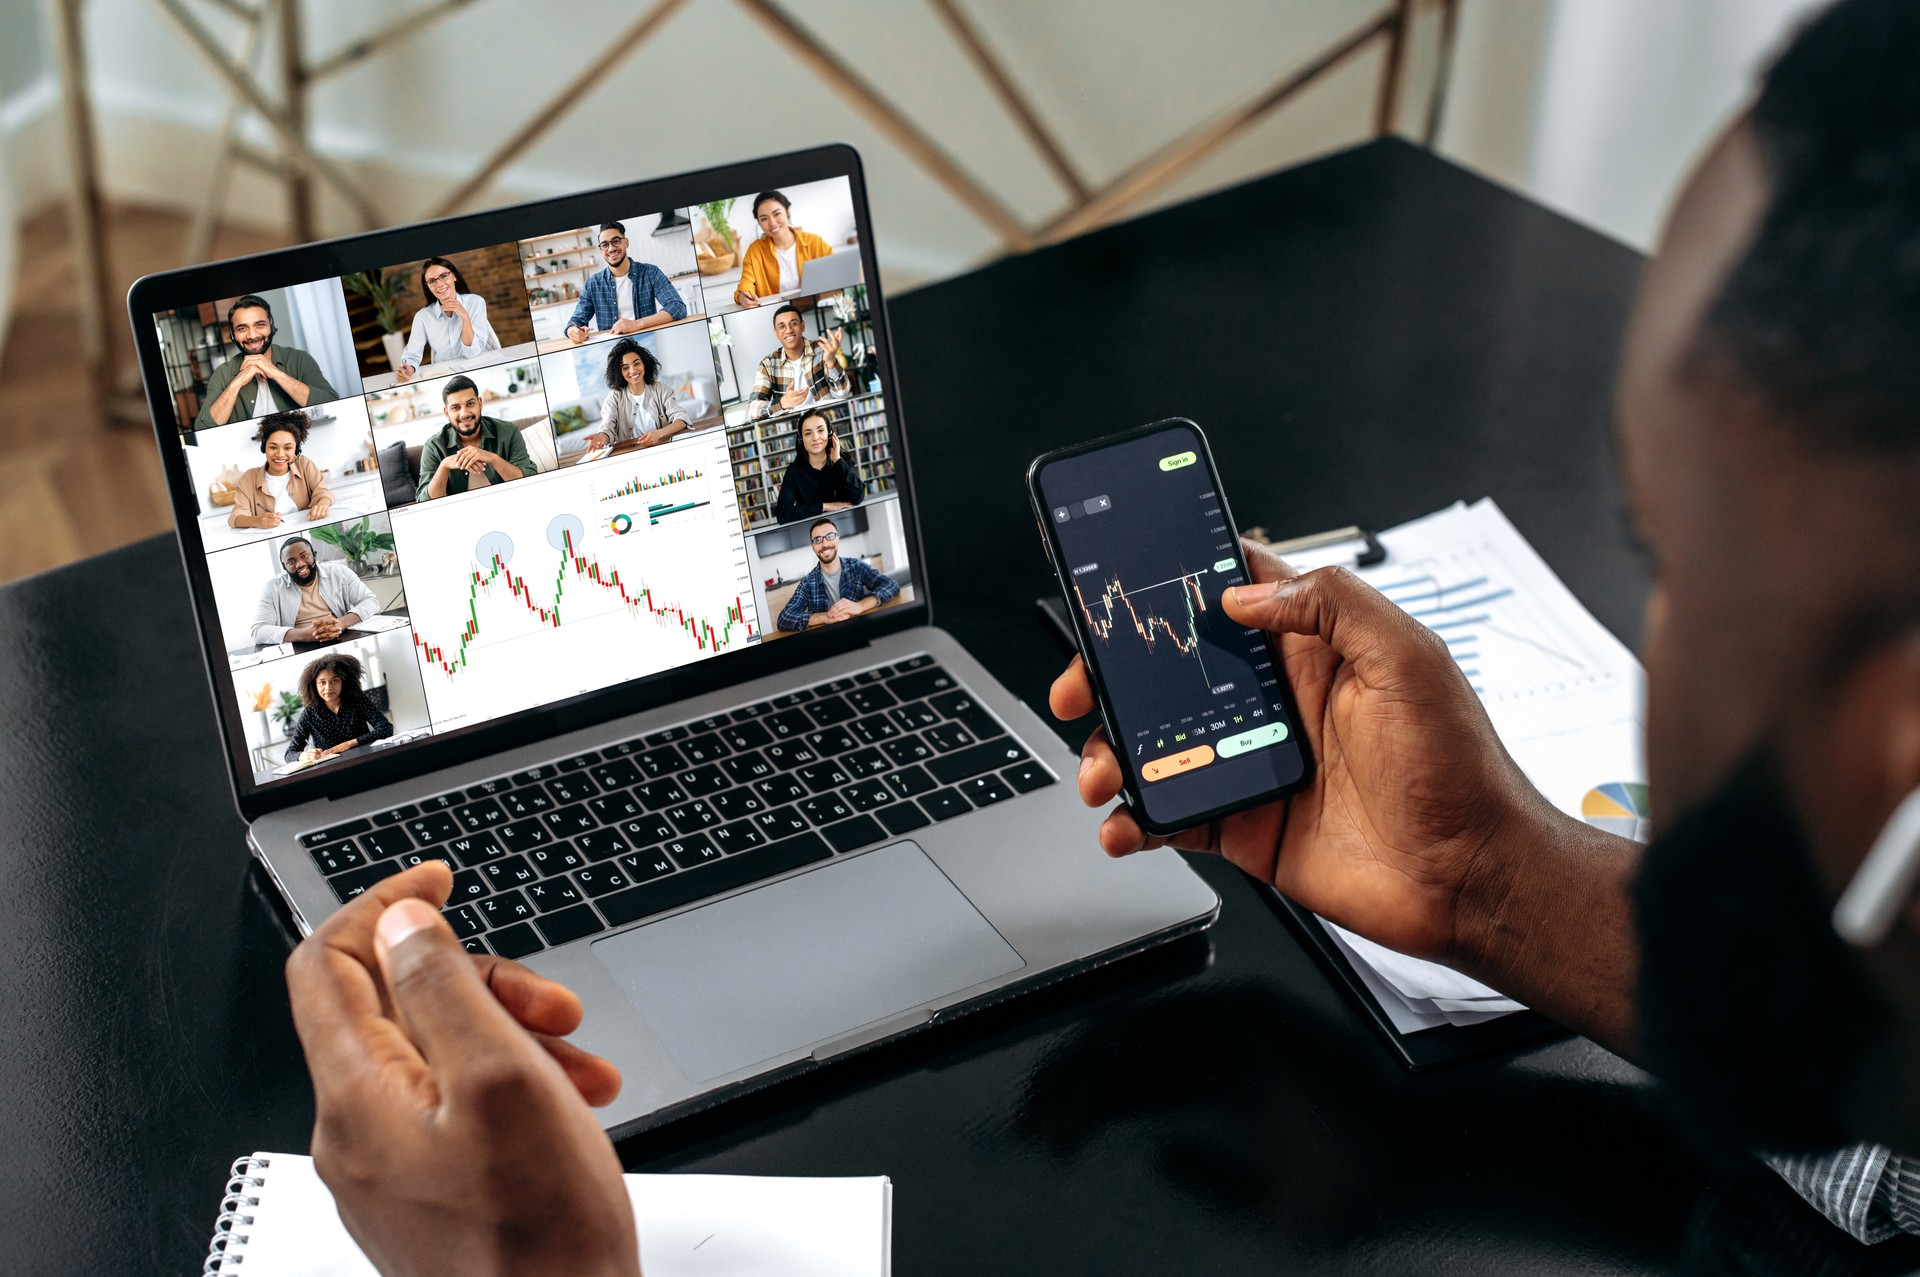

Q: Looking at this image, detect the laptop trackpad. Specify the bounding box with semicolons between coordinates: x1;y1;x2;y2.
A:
592;841;1025;1083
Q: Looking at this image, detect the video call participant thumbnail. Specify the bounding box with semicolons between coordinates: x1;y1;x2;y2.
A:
564;222;686;344
582;338;691;450
285;652;393;763
419;375;536;501
733;189;834;308
395;257;502;384
773;409;864;524
776;517;899;631
228;410;335;529
749;305;848;420
195;294;339;430
253;536;380;645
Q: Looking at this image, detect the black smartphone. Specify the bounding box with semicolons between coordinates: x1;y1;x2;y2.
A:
1027;419;1311;835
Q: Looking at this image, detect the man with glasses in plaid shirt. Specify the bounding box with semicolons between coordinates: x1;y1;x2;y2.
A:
776;517;898;632
749;304;849;420
563;221;687;345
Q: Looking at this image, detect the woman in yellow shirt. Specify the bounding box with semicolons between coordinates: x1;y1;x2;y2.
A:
733;190;834;307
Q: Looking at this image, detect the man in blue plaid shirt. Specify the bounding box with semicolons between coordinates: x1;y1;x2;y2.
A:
564;221;688;344
776;517;899;631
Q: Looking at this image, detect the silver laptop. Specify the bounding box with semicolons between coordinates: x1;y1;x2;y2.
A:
130;145;1217;1136
754;246;866;305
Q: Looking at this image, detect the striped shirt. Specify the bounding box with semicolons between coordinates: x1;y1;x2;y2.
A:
1770;1144;1920;1243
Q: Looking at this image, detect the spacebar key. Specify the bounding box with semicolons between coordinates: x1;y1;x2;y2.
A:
597;833;832;927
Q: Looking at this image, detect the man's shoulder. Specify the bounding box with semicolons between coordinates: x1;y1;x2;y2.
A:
271;343;317;366
482;415;525;437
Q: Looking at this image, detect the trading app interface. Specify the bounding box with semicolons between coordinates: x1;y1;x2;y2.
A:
150;175;916;789
1039;425;1305;828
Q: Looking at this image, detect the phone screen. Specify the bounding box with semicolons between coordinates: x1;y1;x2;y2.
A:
1033;421;1308;832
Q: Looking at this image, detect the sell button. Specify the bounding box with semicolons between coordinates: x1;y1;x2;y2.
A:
1141;744;1215;782
1217;722;1290;758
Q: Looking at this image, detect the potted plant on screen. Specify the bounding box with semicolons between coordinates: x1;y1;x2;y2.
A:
272;690;305;742
695;199;737;274
341;268;409;372
312;517;396;576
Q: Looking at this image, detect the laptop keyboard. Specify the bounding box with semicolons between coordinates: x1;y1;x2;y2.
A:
293;656;1056;958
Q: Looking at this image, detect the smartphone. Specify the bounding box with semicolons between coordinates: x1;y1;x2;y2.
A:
1027;419;1311;835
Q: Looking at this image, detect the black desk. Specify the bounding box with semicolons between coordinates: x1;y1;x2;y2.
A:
3;141;1736;1276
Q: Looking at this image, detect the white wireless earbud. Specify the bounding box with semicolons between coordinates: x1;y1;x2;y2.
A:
1833;784;1920;947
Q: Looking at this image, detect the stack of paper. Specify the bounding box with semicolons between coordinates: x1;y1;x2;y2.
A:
1284;499;1647;1033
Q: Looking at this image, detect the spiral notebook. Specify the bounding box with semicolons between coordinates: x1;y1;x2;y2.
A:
205;1153;892;1275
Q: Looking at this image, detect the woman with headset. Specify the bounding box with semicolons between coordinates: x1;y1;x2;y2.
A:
228;409;335;529
771;408;864;524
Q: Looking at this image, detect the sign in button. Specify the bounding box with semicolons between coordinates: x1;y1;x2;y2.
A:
1217;722;1290;758
1159;451;1197;471
1141;743;1215;782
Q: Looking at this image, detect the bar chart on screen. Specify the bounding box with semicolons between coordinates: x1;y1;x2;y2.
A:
392;431;758;730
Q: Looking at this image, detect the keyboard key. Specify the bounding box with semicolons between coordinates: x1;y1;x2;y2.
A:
449;868;490;904
590;759;642;791
618;815;675;846
509;766;554;786
840;747;890;780
753;774;809;806
854;667;888;685
636;745;685;779
875;801;932;836
635;779;688;809
844;780;894;812
919;788;973;822
722;753;776;786
708;789;764;821
765;709;812;739
542;804;598;837
925;723;978;753
328;859;400;902
573;830;631;863
850;715;902;745
820;676;856;696
462;937;490;955
419;793;461;812
845;684;898;715
890;702;941;732
720;720;772;751
358;825;414;859
480;856;539;891
892;654;934;673
445;834;505;867
558;750;601;772
588;792;644;824
956;775;1016;807
798;795;853;826
393;849;455;873
666;801;721;833
442;905;485;939
663;834;722;870
524;878;585;913
884;765;939;799
888;667;957;702
679;764;730;798
405;812;460;845
546;772;600;805
645;724;689;745
602;738;644;757
528;842;587;876
730;701;774;720
690;714;730;734
929;740;1031;786
497;819;552;854
804;695;857;726
822;814;887;854
487;922;544;959
597;833;833;928
680;733;730;765
573;864;633;897
501;787;555;819
754;807;811;840
882;736;935;767
533;903;604;947
309;840;363;875
373;804;417;826
932;690;1006;741
454;798;509;833
710;819;767;855
804;726;859;756
763;741;819;771
1004;762;1056;793
769;691;812;710
301;819;371;848
618;849;676;882
465;778;511;800
797;761;851;793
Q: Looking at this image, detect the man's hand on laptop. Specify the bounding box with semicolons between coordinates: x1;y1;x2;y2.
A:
286;862;640;1277
1049;539;1571;971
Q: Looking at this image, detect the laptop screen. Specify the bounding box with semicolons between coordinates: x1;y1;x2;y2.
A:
138;161;920;800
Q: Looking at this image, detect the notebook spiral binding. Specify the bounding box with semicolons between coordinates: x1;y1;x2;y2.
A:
204;1154;272;1274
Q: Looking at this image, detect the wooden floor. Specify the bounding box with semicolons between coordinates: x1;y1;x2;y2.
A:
0;205;288;585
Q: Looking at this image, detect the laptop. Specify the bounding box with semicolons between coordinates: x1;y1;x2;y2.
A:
129;145;1218;1136
753;246;865;305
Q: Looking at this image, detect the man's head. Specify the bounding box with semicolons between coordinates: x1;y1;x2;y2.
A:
808;517;840;568
1617;0;1920;1155
254;410;310;474
280;536;318;585
597;221;627;269
228;295;274;355
442;376;483;438
773;305;806;355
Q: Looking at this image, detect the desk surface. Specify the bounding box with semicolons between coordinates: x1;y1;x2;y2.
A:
5;140;1844;1276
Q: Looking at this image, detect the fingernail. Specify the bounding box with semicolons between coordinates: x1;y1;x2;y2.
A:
376;898;438;952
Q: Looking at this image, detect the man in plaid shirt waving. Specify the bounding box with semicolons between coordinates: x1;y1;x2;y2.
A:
749;304;849;419
776;517;899;631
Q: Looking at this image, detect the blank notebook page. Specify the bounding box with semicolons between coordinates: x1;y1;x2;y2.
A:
219;1153;892;1277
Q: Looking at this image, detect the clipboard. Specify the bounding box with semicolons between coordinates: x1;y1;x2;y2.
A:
1033;523;1567;1071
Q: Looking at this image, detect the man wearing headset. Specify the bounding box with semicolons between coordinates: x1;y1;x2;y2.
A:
250;535;381;647
194;294;340;430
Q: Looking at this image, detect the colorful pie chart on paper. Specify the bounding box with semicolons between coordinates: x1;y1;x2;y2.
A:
1582;781;1651;843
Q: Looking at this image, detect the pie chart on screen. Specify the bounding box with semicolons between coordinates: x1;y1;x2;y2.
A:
1582;782;1651;843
